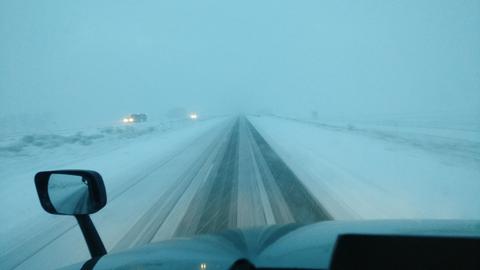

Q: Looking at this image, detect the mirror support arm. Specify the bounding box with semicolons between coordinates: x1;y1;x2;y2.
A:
75;215;107;258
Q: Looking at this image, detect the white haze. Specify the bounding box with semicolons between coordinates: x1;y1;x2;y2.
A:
1;0;479;131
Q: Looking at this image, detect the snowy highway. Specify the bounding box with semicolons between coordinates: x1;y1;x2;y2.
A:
1;116;333;269
112;117;330;251
1;115;479;270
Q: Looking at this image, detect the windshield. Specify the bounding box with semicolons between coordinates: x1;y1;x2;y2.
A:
1;1;479;269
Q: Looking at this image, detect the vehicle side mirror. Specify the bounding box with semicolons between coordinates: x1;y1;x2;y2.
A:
35;170;106;215
35;170;107;259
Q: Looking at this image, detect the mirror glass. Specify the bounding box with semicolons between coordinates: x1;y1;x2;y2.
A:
47;173;94;215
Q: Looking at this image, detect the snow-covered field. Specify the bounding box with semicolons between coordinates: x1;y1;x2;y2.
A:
250;115;480;219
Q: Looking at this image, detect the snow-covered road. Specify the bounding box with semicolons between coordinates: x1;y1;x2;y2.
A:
1;118;231;269
1;116;330;270
112;117;330;253
1;115;479;270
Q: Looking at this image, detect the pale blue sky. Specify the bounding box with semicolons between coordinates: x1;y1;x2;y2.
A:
1;0;479;123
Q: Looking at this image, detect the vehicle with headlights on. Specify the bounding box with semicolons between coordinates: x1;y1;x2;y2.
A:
122;113;147;124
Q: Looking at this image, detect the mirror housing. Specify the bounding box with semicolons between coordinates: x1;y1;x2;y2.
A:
34;170;107;259
35;170;107;215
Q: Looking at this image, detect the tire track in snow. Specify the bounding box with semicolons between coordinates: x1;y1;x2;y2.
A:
115;116;330;250
112;122;233;251
174;117;330;238
175;119;240;236
246;119;332;222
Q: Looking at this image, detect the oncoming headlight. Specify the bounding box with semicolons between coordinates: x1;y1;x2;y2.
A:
189;113;198;120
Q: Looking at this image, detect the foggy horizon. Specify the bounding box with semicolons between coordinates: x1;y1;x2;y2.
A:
1;0;479;126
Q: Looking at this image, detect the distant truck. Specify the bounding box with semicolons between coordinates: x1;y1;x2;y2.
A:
123;113;147;123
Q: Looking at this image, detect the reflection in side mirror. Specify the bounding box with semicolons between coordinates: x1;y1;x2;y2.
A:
35;170;107;259
48;174;94;215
